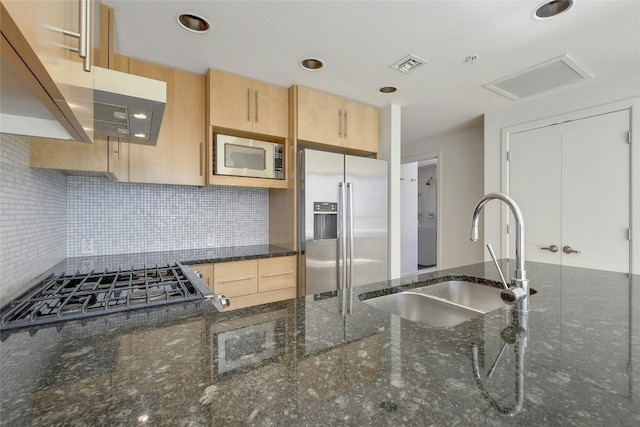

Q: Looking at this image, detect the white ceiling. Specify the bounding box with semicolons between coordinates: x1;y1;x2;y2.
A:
106;0;640;146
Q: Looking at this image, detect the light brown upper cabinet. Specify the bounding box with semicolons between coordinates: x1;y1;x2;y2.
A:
127;59;206;186
207;69;289;138
30;134;129;181
297;86;380;154
1;0;94;143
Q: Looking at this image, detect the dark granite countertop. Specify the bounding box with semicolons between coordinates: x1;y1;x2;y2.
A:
1;260;638;426
36;244;297;278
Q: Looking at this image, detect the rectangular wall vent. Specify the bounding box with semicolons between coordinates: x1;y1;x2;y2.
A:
390;54;429;74
483;54;592;100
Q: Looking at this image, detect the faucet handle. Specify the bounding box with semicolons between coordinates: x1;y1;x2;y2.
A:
486;244;509;290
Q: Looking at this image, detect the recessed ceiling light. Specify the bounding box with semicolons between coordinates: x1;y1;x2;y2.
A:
533;0;573;20
132;113;148;120
378;86;398;94
177;13;210;33
134;133;147;138
300;58;324;71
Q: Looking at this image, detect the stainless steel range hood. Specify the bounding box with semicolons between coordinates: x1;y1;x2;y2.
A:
93;66;166;145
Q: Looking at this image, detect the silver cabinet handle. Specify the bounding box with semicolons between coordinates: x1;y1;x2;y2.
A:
217;276;255;284
83;0;91;71
255;89;259;122
563;246;581;254
78;0;87;59
247;88;251;121
60;0;91;72
344;110;348;138
199;142;204;176
338;109;343;137
262;271;294;278
113;139;122;160
540;245;559;253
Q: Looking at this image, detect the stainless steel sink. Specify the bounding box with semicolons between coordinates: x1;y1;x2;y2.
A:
362;280;511;328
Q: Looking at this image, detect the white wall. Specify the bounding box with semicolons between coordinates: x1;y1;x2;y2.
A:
400;162;418;275
403;125;484;270
380;104;402;279
484;74;640;272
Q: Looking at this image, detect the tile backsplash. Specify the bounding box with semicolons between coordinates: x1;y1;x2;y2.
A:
1;134;67;303
67;177;269;257
1;133;269;302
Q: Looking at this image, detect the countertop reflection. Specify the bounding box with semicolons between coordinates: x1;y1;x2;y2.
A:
0;260;638;426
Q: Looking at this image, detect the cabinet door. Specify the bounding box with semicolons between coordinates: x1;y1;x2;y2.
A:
297;86;343;147
128;59;206;186
253;80;289;138
1;0;93;142
343;100;379;153
208;69;253;133
29;133;130;181
258;256;296;292
213;260;258;297
187;263;214;290
30;134;108;173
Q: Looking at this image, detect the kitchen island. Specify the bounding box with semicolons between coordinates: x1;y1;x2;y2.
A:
0;260;638;426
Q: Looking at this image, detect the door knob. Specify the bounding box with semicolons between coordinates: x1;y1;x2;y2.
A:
563;246;581;254
540;245;559;253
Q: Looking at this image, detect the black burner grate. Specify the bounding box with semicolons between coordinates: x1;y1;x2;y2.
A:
0;263;204;330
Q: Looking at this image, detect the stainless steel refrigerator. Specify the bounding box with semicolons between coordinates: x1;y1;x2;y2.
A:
299;148;388;296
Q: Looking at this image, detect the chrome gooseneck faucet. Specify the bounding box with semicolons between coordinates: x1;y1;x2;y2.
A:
469;192;529;312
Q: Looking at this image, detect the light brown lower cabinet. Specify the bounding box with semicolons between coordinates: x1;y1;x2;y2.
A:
187;262;213;290
190;256;296;311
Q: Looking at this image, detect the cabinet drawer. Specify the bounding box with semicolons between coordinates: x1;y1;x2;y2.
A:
258;256;296;292
227;287;297;311
213;260;258;297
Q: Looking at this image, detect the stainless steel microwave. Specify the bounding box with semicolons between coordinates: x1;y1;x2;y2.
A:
215;134;284;180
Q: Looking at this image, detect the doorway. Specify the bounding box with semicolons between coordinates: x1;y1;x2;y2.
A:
417;160;437;270
400;157;439;276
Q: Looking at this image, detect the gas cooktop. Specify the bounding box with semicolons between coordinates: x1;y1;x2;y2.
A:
0;262;209;331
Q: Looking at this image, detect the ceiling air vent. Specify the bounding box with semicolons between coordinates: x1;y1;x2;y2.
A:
390;54;429;74
483;54;592;100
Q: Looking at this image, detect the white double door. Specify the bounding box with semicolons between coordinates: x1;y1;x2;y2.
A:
508;109;630;273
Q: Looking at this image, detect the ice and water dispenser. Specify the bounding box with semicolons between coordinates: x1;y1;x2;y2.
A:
313;202;338;240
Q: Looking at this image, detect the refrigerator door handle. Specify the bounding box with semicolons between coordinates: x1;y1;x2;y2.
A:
346;182;354;290
338;183;347;290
